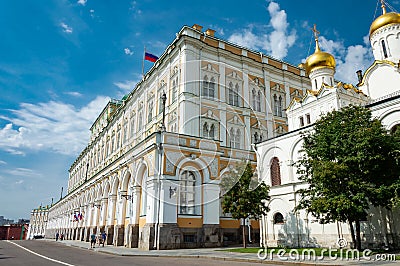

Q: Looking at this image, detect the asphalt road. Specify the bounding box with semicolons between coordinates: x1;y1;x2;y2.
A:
0;240;270;266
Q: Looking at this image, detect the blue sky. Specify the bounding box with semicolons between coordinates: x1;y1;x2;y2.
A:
0;0;397;220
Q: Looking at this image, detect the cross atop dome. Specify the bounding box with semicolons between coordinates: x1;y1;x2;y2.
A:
381;0;387;14
311;24;321;52
312;24;320;41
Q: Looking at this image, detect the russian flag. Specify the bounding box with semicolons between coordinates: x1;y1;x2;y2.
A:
144;52;158;63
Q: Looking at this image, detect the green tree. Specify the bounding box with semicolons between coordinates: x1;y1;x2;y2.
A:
296;105;400;251
220;161;270;248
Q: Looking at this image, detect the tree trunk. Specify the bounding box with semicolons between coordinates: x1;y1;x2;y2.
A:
242;218;247;248
355;219;362;251
349;220;356;249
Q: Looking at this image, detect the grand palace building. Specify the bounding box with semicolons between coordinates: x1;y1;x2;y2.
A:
45;1;400;250
45;23;310;249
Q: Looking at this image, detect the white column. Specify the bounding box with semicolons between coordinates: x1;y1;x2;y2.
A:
129;186;141;224
107;195;117;226
100;198;108;226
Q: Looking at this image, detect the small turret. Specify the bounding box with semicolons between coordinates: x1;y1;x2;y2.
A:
304;25;336;90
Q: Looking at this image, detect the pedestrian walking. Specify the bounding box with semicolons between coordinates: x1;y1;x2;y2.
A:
101;231;106;247
55;232;59;241
90;233;96;248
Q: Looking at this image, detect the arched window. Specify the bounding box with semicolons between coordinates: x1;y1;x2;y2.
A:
382;40;388;58
254;132;259;143
202;76;216;98
130;114;135;137
234;84;240;106
228;82;234;105
235;129;241;149
278;96;283;117
172;79;177;102
273;94;278;116
229;128;235;148
116;127;121;149
257;91;262;112
209;77;215;98
252;89;257;110
123;119;128;144
270;157;281;186
202;76;209;97
209;124;215;139
203;122;208;138
147;101;153;123
179;171;196;214
273;212;284;224
111;131;116;152
138;111;143;131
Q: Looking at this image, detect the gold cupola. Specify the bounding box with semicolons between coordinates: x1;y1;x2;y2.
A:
304;25;336;76
370;0;400;37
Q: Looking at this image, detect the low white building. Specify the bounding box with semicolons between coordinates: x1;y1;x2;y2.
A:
27;205;50;239
256;4;400;249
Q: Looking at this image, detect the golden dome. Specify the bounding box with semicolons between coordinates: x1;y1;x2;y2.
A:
304;40;336;76
370;2;400;36
370;12;400;36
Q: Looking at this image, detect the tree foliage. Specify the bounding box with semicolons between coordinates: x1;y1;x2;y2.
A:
220;161;270;247
296;105;400;250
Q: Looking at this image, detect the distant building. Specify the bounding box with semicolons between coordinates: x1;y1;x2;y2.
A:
27;206;50;239
0;216;14;226
17;219;30;225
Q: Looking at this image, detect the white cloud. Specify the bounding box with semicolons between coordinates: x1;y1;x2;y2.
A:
90;9;95;18
64;91;83;97
228;1;296;59
0;96;110;156
124;48;134;56
6;168;42;178
77;0;87;6
0;160;6;165
319;36;345;56
114;80;135;93
228;27;263;51
336;45;373;84
60;22;73;34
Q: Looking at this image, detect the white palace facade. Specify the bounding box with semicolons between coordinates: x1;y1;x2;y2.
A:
46;2;400;250
256;3;400;249
46;24;310;249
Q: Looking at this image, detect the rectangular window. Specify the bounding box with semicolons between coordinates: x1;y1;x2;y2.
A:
306;114;311;124
299;116;304;127
183;234;196;243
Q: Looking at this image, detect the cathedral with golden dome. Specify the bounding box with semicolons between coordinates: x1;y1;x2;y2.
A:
256;0;400;248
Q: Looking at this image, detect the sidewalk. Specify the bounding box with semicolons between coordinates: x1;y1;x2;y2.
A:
45;239;399;265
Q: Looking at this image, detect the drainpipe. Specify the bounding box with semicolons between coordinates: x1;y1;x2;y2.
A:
154;92;167;250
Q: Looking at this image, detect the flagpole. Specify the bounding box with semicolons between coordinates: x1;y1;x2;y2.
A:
142;46;146;78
